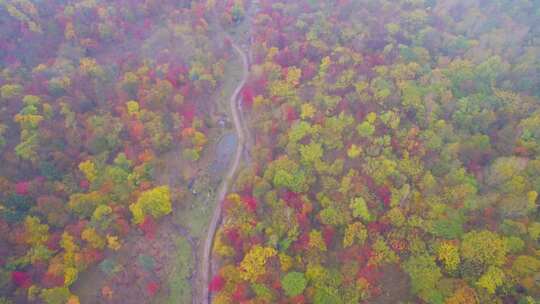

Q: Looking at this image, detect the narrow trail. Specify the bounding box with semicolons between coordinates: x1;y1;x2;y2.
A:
199;40;249;304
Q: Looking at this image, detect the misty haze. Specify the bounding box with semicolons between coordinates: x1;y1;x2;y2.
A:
0;1;540;303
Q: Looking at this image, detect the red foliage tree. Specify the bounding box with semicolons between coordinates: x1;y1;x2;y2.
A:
79;179;90;191
15;181;30;195
46;232;62;251
140;216;157;239
358;265;381;286
181;102;196;125
296;212;310;230
241;195;257;213
209;275;225;293
146;281;159;296
11;271;32;288
165;65;183;88
224;227;243;253
291;294;306;304
282;105;298;122
81;248;104;265
65;220;87;238
41;272;64;288
367;221;390;235
322;226;335;247
282;191;303;211
292;231;309;252
241;86;254;107
232;283;249;302
123;144;137;163
376;185;391;208
115;217;131;236
129;120;145;140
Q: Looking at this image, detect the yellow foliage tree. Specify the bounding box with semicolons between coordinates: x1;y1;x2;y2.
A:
279;253;293;272
437;242;460;272
476;266;504;294
24;216;49;246
129;186;172;224
308;230;327;252
78;160;97;183
239;245;277;282
67;295;80;304
300;103;316;120
64;267;78;286
286;67;302;86
106;235;121;251
126;100;140;116
214;229;235;258
60;232;79;267
343;222;367;248
81;227;105;249
347;144;362;159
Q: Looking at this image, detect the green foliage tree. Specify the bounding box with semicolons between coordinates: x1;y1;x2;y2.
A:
403;254;443;304
40;287;71;304
350;197;373;222
460;230;507;269
0;84;22;99
281;272;307;297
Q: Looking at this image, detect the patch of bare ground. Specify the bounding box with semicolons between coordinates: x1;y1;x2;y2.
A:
369;265;416;304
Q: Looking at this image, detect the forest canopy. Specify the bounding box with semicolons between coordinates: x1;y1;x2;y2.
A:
1;0;540;303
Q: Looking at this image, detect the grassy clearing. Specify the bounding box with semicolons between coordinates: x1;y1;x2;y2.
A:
175;190;215;240
154;235;193;304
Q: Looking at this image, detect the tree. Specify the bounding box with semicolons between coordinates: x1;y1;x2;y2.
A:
350;197;373;222
68;191;107;219
518;111;540;154
64;267;78;286
476;266;504;294
209;275;225;293
437;242;460;272
40;287;71;304
299;141;323;165
343;222;367;248
357;121;375;138
319;206;348;227
78;160;98;184
308;230;327;252
347;144;362;159
511;255;540;277
300;103;316;120
126;100;140;116
403;254;443;304
281;272;306;297
106;235;121;251
445;284;478;304
24;216;49;246
460;230;507;269
268;158;309;193
0;84;22;99
81;227;105;249
91;205;112;228
288;121;317;143
13;97;44;162
528;222;540;241
239;245;277;283
129;186;172;224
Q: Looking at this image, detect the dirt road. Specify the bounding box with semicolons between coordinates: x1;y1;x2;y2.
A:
198;40;249;304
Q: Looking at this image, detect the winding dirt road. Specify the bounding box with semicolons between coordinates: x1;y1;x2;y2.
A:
199;40;249;304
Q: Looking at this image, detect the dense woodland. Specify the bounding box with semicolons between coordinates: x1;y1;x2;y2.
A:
0;0;235;303
1;0;540;304
211;0;540;304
